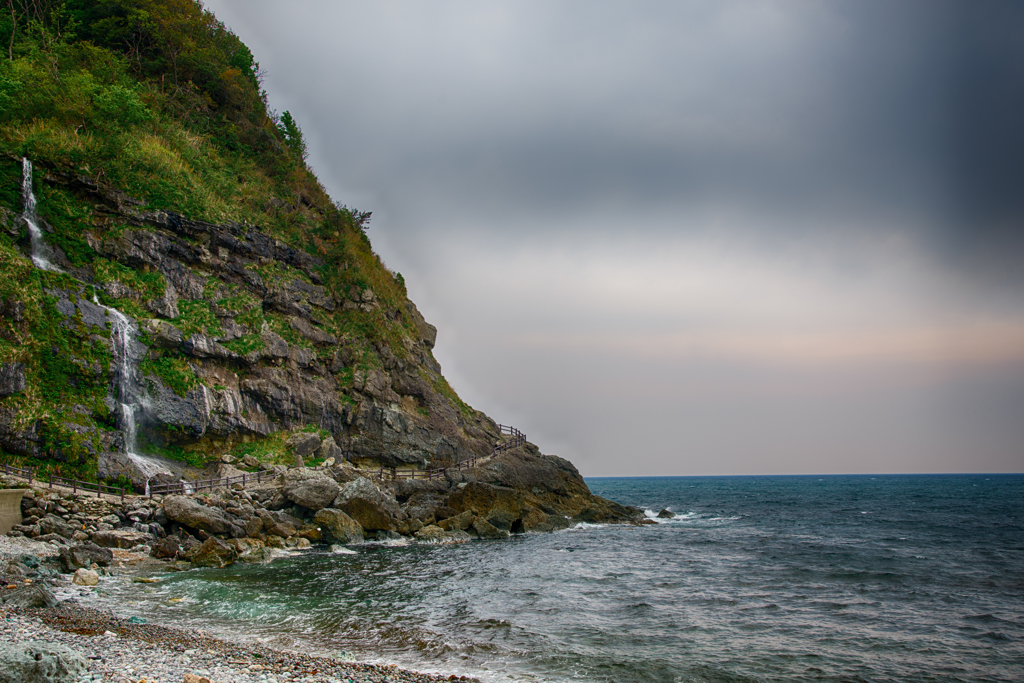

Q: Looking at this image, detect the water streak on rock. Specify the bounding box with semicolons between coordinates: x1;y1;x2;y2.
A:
21;158;62;272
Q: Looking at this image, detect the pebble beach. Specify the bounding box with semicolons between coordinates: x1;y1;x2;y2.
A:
1;535;474;683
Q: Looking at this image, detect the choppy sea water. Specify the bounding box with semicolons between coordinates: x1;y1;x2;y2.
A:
102;475;1024;682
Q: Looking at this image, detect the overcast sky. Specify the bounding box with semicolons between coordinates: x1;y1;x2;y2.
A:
205;0;1024;476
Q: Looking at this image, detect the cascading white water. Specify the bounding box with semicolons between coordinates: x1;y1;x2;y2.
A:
23;158;188;493
21;158;62;272
93;295;173;488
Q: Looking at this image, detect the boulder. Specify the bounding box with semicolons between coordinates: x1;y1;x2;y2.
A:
472;516;508;539
58;543;113;572
38;515;75;539
657;508;676;519
437;510;475;532
286;432;321;457
314;508;364;545
187;536;237;568
316;436;344;462
90;529;152;549
150;536;183;560
281;469;341;511
0;640;88;683
519;506;553;532
393;478;449;502
241;454;260;469
162;495;232;534
332;477;400;532
402;492;446;523
0;584;57;608
228;538;272;564
72;568;99;586
447;482;525;532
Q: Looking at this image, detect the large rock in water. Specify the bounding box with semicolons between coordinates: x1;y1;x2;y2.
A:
0;640;88;683
281;469;341;510
314;508;364;544
187;536;237;568
162;495;232;534
332;477;400;532
472;449;642;522
447;482;526;532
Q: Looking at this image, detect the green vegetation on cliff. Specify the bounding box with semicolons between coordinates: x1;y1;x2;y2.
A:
0;0;484;479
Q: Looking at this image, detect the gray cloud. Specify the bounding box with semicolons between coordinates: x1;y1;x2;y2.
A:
206;0;1024;474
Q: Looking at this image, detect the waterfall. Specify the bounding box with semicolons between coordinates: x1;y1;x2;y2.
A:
23;157;190;492
21;158;62;272
93;295;174;484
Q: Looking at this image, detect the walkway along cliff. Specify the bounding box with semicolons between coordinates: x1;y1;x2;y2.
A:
0;158;640;548
0;2;638;562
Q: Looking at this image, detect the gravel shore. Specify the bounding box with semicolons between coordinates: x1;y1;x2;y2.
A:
1;535;475;683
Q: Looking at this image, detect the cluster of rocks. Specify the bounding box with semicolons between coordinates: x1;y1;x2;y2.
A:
5;448;643;572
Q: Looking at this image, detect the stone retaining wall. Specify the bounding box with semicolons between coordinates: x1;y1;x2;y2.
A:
0;489;25;535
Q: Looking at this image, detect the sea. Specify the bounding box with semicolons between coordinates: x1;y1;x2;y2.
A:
98;475;1024;682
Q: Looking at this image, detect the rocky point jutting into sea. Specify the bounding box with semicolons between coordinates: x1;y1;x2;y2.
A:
0;2;640;680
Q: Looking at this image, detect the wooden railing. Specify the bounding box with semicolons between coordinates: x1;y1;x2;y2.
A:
1;462;127;502
149;469;273;497
47;473;126;503
3;425;527;496
374;424;526;482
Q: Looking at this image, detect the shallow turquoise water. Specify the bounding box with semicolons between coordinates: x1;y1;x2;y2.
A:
103;475;1024;682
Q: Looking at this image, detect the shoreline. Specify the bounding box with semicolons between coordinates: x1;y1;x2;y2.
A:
2;602;476;683
1;534;478;683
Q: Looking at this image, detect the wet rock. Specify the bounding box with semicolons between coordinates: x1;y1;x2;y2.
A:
162;495;233;534
437;510;475;532
71;568;99;586
58;543;113;572
447;482;525;532
657;508;676;519
472;516;508;539
139;319;184;348
314;508;364;545
519;506;555;532
0;640;88;683
187;536;237;568
281;468;340;511
228;537;272;564
0;584;57;608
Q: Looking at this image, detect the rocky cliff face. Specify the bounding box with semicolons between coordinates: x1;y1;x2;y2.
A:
0;168;500;477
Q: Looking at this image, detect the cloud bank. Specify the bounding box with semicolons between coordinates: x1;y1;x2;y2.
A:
206;0;1024;474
